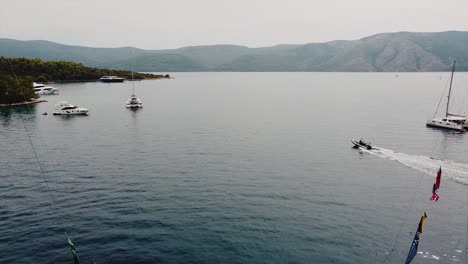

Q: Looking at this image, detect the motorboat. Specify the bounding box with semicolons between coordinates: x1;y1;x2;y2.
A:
99;76;125;83
351;138;376;150
426;61;466;132
126;93;143;108
33;82;59;95
53;101;89;115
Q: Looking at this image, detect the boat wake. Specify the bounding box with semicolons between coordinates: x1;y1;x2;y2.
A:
360;147;468;185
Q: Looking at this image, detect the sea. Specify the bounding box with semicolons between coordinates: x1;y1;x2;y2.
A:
1;72;468;264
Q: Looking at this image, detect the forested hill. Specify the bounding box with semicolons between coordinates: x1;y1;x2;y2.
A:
0;57;169;104
0;57;169;82
1;31;467;72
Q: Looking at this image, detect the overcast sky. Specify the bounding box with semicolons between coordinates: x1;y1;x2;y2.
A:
1;0;467;49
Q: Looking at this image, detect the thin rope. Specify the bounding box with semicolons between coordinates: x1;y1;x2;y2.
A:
462;85;468;117
382;199;415;262
7;58;69;237
131;50;135;95
465;187;468;264
382;168;428;264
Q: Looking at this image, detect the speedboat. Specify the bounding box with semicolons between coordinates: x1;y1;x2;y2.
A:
53;101;89;115
99;76;125;83
126;94;143;108
33;82;59;95
351;138;376;150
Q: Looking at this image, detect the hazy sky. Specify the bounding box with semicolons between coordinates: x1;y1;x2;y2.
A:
1;0;467;49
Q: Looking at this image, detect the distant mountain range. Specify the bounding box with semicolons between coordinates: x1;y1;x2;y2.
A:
1;31;467;72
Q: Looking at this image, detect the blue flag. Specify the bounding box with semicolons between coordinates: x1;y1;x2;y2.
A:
405;212;427;264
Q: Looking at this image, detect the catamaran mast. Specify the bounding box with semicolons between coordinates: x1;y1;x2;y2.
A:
446;60;456;117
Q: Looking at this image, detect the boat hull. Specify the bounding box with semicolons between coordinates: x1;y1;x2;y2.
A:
53;111;88;115
35;91;59;95
100;79;125;83
126;104;143;108
426;119;464;132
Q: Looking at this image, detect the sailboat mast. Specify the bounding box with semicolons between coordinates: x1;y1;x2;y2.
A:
131;57;135;94
446;60;456;117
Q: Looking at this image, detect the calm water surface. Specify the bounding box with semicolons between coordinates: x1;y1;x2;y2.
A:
1;73;468;264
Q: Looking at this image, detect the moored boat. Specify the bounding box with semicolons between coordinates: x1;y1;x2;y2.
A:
99;76;125;82
126;93;143;108
426;61;467;132
33;82;59;95
52;101;89;115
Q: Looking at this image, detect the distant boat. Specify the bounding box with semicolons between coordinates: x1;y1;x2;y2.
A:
53;101;89;115
125;59;143;109
426;61;467;132
33;82;59;95
126;93;143;108
99;76;125;83
351;138;378;150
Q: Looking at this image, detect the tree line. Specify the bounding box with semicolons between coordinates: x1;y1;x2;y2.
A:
0;75;36;104
0;57;170;104
0;57;169;82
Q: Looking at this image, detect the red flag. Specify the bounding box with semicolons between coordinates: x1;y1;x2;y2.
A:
429;167;442;202
436;167;441;188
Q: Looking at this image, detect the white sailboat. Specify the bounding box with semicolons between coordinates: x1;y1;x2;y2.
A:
126;62;143;108
426;61;467;132
126;93;143;108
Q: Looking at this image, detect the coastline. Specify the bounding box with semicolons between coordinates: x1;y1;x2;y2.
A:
47;76;171;83
0;99;47;108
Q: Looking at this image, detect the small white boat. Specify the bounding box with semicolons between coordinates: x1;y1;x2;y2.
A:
426;61;466;132
99;76;125;83
126;94;143;108
33;82;59;95
53;101;89;115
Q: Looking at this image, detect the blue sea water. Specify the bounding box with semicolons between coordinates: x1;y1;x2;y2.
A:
1;72;468;264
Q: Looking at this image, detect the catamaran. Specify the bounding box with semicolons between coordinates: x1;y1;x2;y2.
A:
426;61;467;132
125;61;143;109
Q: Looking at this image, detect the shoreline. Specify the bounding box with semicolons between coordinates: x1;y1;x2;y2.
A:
48;76;171;83
0;99;47;108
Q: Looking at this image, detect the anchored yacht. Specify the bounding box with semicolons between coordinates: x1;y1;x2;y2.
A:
53;101;89;115
99;76;125;83
126;94;143;108
33;82;59;95
426;61;467;132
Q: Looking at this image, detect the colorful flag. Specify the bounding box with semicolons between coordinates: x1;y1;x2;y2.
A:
67;236;80;264
405;212;427;264
429;167;442;201
430;184;440;201
436;167;441;188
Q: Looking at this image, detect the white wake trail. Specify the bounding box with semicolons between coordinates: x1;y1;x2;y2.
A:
360;147;468;185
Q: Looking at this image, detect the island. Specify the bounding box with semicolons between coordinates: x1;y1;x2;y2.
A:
0;57;170;106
